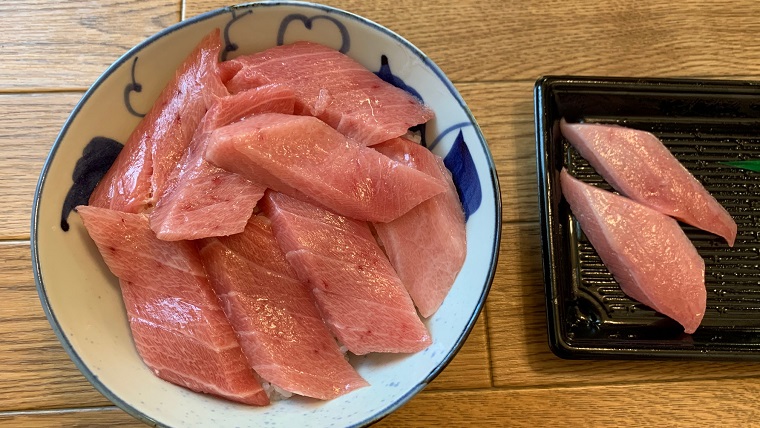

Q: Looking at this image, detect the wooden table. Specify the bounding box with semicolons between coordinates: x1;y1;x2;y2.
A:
4;0;760;426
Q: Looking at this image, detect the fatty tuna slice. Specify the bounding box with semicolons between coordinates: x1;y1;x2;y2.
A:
262;191;431;355
560;119;737;246
560;169;706;334
373;137;467;318
89;30;228;213
223;41;434;146
205;113;447;223
76;205;269;405
149;85;296;240
198;216;368;400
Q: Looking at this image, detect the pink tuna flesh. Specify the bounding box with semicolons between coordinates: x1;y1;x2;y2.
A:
261;191;431;355
198;216;368;400
205;113;447;223
89;30;228;214
560;169;706;334
223;41;434;146
560;119;737;246
373;137;467;317
76;205;269;405
149;85;296;240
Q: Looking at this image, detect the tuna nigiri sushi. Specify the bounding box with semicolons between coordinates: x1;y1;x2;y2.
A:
373;137;467;317
198;216;369;400
560;169;706;334
77;205;269;405
262;191;432;355
560;119;737;246
89;30;228;214
222;41;434;146
205;113;447;223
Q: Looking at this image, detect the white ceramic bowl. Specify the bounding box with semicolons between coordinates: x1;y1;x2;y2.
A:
31;2;501;427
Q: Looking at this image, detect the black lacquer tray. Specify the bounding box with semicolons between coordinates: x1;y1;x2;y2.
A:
535;75;760;359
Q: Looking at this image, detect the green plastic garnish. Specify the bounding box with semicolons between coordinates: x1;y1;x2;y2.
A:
722;160;760;172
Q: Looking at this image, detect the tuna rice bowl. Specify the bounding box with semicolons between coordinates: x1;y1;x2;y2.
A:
32;2;500;427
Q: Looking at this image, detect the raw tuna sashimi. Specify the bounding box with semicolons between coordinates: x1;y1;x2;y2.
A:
560;169;706;334
223;41;434;146
373;137;467;318
205;113;447;223
198;216;368;400
261;191;432;355
149;85;296;240
89;30;228;213
76;205;269;405
560;119;737;246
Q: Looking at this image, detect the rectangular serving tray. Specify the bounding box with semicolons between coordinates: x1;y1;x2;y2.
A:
535;75;760;359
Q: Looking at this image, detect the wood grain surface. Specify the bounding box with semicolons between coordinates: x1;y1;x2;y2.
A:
3;0;760;426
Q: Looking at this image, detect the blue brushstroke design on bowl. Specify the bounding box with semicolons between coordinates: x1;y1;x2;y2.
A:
60;137;123;231
277;13;350;53
444;130;482;221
